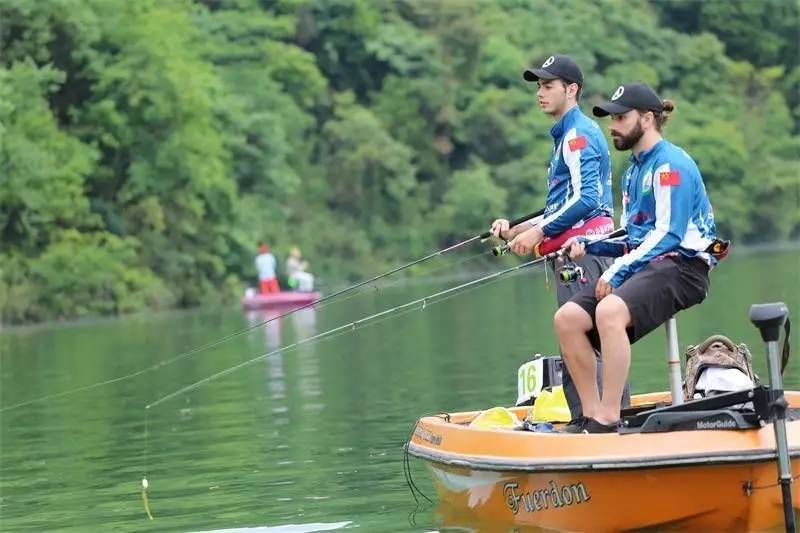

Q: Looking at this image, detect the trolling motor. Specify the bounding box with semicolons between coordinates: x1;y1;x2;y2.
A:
749;302;795;533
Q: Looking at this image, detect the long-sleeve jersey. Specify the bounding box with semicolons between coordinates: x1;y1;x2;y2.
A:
539;106;614;237
590;139;717;288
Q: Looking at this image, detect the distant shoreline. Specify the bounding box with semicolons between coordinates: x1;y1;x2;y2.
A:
2;242;798;330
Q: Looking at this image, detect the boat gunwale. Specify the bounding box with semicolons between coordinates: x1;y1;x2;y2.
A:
408;391;800;472
406;441;800;472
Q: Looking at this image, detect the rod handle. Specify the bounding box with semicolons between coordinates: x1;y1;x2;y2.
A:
493;227;627;258
480;208;545;240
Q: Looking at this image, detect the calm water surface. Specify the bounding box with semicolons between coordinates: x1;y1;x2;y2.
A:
1;249;798;532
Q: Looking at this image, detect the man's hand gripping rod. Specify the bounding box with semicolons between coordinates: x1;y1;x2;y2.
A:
492;227;629;257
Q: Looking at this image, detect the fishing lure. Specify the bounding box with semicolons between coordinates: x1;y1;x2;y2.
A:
141;478;153;520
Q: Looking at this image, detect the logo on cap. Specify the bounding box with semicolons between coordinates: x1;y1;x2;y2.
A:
542;56;555;68
612;86;624;101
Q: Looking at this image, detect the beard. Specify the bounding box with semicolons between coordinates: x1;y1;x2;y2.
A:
611;121;644;151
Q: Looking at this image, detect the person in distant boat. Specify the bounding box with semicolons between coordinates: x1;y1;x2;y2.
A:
256;244;280;294
285;247;314;292
556;83;718;433
489;54;628;422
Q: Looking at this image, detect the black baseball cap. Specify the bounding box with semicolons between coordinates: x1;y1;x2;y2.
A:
523;54;583;86
593;82;663;117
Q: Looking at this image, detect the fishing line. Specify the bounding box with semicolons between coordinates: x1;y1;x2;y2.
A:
301;249;494;310
0;249;493;413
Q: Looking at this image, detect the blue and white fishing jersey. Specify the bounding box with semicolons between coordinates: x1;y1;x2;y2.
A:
540;106;614;237
591;139;717;288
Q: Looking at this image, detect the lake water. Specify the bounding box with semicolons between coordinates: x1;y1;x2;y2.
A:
1;248;798;532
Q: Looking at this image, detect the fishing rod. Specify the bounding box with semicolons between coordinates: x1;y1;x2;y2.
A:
492;227;629;257
145;246;556;410
149;226;636;409
259;207;545;322
492;229;732;262
0;209;542;413
145;226;732;410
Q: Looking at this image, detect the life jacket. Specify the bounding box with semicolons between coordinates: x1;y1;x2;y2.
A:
683;335;759;400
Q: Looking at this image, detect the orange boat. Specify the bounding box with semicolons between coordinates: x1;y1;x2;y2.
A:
408;304;798;531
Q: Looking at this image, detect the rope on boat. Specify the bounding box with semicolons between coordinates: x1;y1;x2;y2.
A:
744;473;800;493
0;249;491;413
404;413;451;506
404;413;451;528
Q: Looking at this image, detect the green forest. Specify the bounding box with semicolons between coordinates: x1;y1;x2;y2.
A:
1;0;798;324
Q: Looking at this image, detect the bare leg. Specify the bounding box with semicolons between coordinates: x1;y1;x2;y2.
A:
554;302;600;419
594;294;633;424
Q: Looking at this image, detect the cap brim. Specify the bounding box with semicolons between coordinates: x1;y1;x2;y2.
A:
523;68;558;82
592;101;632;117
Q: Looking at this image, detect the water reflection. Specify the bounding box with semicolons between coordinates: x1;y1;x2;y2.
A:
290;307;317;340
243;306;323;406
245;309;284;350
245;309;287;403
291;308;322;402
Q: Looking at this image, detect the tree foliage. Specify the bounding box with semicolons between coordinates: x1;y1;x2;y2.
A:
1;0;797;323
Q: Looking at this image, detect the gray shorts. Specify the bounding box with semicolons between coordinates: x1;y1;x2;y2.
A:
551;254;629;417
552;254;613;306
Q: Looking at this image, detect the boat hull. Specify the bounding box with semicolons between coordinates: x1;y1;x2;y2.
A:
408;392;800;531
241;291;321;310
426;459;798;531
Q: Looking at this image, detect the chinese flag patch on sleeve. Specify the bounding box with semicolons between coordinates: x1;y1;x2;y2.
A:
659;170;681;186
568;136;587;152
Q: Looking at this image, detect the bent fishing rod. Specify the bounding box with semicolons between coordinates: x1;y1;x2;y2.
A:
0;208;543;413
